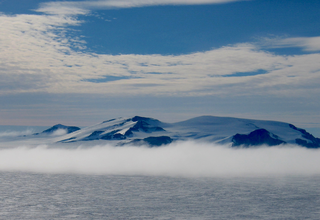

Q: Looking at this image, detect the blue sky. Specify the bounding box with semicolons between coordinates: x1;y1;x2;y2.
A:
0;0;320;135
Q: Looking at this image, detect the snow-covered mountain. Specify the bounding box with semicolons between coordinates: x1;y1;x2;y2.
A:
29;116;320;148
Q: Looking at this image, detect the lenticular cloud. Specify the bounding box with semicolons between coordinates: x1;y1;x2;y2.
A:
0;141;319;177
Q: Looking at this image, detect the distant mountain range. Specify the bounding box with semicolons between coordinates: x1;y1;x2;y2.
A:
30;116;320;148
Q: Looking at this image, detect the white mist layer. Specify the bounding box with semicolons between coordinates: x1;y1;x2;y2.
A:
0;141;319;177
0;129;34;137
51;129;68;136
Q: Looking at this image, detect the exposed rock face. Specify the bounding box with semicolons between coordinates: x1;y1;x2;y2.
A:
125;116;165;135
143;136;173;146
129;136;173;147
41;124;81;134
289;124;320;148
232;129;286;147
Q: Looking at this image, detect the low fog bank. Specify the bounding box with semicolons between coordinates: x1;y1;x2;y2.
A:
0;141;319;177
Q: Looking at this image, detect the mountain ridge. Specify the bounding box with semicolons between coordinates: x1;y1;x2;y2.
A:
30;115;320;148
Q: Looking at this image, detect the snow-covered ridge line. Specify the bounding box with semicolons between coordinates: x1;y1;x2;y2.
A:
6;116;320;148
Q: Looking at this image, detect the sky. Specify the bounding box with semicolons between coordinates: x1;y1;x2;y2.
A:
0;0;320;134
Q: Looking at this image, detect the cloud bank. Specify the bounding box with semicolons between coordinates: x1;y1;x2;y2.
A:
0;142;320;177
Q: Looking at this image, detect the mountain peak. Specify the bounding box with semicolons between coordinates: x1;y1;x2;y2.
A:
132;116;149;121
41;124;81;135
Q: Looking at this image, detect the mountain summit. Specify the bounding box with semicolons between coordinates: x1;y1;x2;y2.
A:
35;115;320;148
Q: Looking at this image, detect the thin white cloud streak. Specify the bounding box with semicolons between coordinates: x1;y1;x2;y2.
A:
0;142;319;177
0;129;34;137
0;12;320;97
261;36;320;52
37;0;246;15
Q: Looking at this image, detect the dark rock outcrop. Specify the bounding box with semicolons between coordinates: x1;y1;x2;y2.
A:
101;130;126;140
143;136;173;146
232;129;286;147
289;124;320;148
125;116;165;136
130;136;173;147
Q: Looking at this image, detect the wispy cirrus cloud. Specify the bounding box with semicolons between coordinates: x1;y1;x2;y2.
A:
1;13;320;97
0;1;320;98
0;12;84;93
261;36;320;52
37;0;247;15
